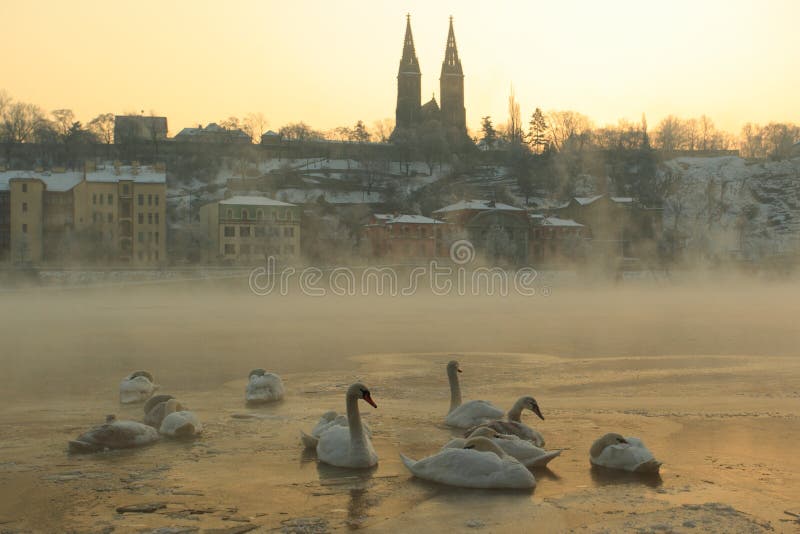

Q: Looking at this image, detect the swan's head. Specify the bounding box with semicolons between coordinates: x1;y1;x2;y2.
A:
249;368;267;378
467;426;502;439
463;436;504;457
164;398;185;415
128;370;154;382
144;394;174;415
105;414;117;424
446;360;462;377
521;396;544;420
347;382;377;409
590;433;628;458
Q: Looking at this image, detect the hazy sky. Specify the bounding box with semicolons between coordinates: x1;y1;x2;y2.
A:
2;0;798;135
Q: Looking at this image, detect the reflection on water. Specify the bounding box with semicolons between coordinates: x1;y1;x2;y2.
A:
590;464;663;488
532;466;561;481
314;463;378;528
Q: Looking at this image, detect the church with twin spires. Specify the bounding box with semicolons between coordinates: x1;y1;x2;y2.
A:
391;16;468;141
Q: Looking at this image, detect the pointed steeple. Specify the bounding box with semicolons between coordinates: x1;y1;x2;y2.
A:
399;14;420;74
441;16;462;76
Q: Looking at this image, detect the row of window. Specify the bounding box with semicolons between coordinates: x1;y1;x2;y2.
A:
92;193;115;206
92;193;161;207
92;212;161;224
138;213;160;225
224;243;295;255
224;208;295;221
137;250;160;261
137;231;160;244
223;226;295;238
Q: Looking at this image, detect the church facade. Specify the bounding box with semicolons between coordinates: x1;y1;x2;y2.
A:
392;16;468;140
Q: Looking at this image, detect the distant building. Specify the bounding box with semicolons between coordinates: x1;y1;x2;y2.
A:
557;194;662;261
114;115;168;144
392;16;467;138
0;162;167;266
199;196;301;264
175;123;251;144
529;214;587;264
432;199;524;225
363;213;448;259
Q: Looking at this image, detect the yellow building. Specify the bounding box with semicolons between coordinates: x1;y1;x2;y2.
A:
0;162;167;266
199;196;301;264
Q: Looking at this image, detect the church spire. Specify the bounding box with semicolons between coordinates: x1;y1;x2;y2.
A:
399;14;420;74
441;16;462;76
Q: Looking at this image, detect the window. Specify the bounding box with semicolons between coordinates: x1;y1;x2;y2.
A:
138;213;144;224
138;232;143;243
99;194;104;205
154;195;159;206
242;209;249;220
22;184;28;193
240;226;250;237
148;231;152;242
92;212;97;222
155;213;159;224
257;209;264;220
148;194;152;206
255;226;266;237
224;244;235;255
138;194;144;206
224;226;235;237
107;213;113;223
226;209;233;219
155;250;159;261
22;202;27;213
122;184;130;195
155;232;159;244
93;193;97;205
107;194;113;204
148;213;153;224
22;223;27;233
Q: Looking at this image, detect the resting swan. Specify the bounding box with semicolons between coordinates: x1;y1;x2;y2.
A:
590;433;661;473
314;383;378;468
444;360;504;428
159;399;203;438
119;370;158;404
68;415;159;454
444;426;561;468
466;395;546;446
246;369;285;403
143;394;175;428
401;436;536;489
300;410;373;449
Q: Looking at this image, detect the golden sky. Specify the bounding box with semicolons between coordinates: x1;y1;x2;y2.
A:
2;0;798;135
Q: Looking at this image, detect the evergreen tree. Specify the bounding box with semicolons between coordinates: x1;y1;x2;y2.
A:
528;107;548;153
480;116;497;149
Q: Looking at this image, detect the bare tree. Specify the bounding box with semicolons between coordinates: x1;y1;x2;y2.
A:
88;113;115;144
546;110;593;152
243;112;268;143
2;102;44;143
51;109;75;140
371;118;394;143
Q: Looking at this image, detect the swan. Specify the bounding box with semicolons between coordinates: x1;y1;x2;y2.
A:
68;415;159;454
159;399;203;438
444;360;504;428
245;369;285;403
590;433;661;473
466;395;546;446
143;394;175;428
119;370;158;404
400;436;535;489
314;383;378;468
444;426;561;468
300;411;373;449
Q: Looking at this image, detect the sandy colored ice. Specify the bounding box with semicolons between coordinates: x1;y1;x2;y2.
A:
0;280;799;532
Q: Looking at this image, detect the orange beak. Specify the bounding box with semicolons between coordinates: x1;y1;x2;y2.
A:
363;392;377;408
457;368;462;373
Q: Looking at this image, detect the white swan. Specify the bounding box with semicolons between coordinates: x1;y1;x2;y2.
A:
401;436;536;489
300;411;373;449
444;426;561;468
143;394;175;428
314;383;378;468
119;370;158;404
466;395;546;446
444;360;504;428
159;399;203;438
590;433;661;473
245;368;285;403
68;415;159;453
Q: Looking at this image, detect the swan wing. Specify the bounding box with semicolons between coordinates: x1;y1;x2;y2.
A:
246;373;285;402
160;411;202;437
316;426;377;468
446;400;505;429
119;376;155;404
592;437;659;472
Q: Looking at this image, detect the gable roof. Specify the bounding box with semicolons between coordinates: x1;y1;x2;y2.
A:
220;195;296;207
433;199;523;214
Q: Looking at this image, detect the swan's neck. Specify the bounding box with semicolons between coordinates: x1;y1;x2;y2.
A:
346;394;366;447
448;371;462;413
507;398;526;422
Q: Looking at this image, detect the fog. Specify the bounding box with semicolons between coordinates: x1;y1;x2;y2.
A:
0;278;798;530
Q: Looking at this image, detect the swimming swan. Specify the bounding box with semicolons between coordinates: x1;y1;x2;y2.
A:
68;415;159;454
159;399;203;438
467;396;546;446
444;426;561;468
119;370;158;404
444;360;504;428
401;436;536;489
314;383;378;468
590;433;661;473
300;411;373;449
246;369;285;403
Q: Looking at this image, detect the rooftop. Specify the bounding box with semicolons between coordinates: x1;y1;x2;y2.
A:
0;165;165;191
220;195;296;207
536;215;584;228
385;214;444;225
433;199;523;213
